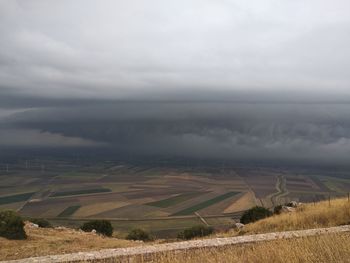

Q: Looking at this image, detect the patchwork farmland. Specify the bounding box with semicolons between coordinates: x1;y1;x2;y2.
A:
1;159;350;238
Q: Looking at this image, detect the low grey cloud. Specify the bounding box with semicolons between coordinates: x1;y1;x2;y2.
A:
0;128;103;148
1;101;350;166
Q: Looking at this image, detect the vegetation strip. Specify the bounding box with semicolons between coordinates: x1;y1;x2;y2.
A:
50;188;111;197
0;192;35;205
3;225;350;263
173;192;239;216
146;192;205;208
57;205;81;217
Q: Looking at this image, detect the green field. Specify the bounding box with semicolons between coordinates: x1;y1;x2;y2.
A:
57;205;81;217
0;192;35;205
59;172;98;177
146;192;205;208
49;217;205;238
173;192;240;216
50;188;111;197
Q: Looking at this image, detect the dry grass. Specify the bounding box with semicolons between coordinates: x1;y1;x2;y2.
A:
0;223;138;261
145;233;350;263
239;197;350;235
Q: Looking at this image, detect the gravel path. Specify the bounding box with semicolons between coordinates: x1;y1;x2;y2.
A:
3;225;350;263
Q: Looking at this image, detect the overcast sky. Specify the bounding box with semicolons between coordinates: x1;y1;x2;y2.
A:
1;0;350;99
1;0;350;166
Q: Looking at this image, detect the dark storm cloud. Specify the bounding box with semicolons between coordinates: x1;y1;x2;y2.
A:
1;101;350;166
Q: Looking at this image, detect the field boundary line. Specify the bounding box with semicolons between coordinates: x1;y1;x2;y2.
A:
194;212;210;226
3;225;350;263
44;211;243;221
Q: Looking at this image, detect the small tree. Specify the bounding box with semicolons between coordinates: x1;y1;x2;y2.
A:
0;210;27;240
273;205;283;215
29;218;52;228
126;228;151;241
80;220;113;237
177;225;213;240
240;206;272;224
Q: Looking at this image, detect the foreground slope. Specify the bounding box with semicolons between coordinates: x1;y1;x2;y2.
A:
0;224;137;261
1;197;349;262
232;197;350;235
151;232;350;263
152;197;350;263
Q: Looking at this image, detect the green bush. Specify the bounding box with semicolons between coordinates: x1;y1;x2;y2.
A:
0;210;27;240
80;220;113;237
273;205;283;215
126;228;152;241
177;225;214;240
240;206;272;224
29;218;52;228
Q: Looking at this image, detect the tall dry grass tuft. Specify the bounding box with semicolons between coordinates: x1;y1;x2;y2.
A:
144;233;350;263
239;197;350;235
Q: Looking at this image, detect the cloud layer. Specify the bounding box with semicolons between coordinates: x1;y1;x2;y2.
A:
1;1;350;166
1;0;350;99
1;101;350;166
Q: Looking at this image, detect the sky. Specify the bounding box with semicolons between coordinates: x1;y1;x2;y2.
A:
1;0;350;166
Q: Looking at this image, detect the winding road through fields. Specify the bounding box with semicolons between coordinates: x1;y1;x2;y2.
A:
268;175;289;207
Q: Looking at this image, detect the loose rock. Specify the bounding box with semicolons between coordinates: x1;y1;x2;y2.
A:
234;223;245;230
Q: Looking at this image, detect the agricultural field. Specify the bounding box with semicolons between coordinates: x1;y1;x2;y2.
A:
1;159;350;237
0;192;35;205
146;192;205;208
50;188;111;198
58;205;81;217
172;192;239;216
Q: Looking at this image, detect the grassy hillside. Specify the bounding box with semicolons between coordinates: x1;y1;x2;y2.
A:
148;233;350;263
148;197;350;263
0;223;138;261
234;197;350;235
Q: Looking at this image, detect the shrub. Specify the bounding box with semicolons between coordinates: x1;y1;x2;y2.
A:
0;210;27;240
126;228;152;241
274;205;283;215
240;206;272;224
29;218;52;228
177;225;214;240
80;220;113;237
